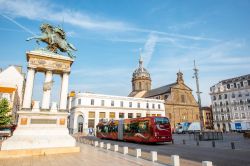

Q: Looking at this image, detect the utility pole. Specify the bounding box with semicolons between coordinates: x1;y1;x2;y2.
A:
193;60;204;131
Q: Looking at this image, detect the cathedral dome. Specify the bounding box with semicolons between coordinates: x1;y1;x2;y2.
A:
130;54;152;94
132;56;151;80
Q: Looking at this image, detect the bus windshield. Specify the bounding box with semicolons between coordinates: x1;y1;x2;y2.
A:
154;117;169;125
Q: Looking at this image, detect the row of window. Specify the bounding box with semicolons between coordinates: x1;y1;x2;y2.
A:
97;120;150;134
214;112;250;121
214;114;231;121
226;80;250;89
213;99;250;107
77;98;161;109
233;105;250;111
214;105;250;112
213;108;230;113
234;112;250;119
88;111;162;119
213;93;250;100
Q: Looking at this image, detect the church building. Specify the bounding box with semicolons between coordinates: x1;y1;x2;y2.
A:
129;56;200;129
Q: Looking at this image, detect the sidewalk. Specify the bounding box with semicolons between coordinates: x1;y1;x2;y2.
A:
0;143;165;166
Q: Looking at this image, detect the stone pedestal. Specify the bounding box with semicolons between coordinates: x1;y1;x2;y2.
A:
1;111;75;150
1;50;76;151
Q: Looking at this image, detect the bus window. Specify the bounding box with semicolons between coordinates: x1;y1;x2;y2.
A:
138;120;149;133
104;126;109;133
155;117;169;125
130;122;139;133
124;123;131;133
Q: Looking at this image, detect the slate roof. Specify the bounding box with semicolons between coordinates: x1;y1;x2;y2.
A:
143;82;177;98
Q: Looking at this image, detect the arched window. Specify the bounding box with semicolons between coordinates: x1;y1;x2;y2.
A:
77;115;84;133
139;82;142;90
181;95;185;103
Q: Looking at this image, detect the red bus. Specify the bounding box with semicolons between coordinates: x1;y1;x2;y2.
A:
96;116;172;143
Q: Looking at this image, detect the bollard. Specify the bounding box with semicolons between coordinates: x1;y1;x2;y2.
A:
202;161;213;166
100;142;104;148
106;143;111;150
196;141;199;146
172;139;174;144
123;147;128;155
231;142;235;150
114;145;119;152
183;139;186;144
94;141;98;147
136;149;141;158
212;141;215;148
150;151;157;162
171;155;180;166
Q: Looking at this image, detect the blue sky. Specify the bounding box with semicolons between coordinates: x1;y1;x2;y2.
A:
0;0;250;106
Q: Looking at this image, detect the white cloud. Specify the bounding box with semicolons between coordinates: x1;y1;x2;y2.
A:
142;34;158;67
0;14;35;35
0;0;219;42
131;27;219;42
0;0;131;31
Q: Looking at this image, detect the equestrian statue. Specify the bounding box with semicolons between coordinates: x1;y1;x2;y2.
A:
26;23;77;59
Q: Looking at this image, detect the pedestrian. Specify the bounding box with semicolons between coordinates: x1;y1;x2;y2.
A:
89;127;93;136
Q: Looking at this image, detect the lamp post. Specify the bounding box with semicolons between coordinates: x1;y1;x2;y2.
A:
193;60;204;132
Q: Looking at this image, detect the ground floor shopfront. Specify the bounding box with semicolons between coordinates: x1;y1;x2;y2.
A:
69;92;165;134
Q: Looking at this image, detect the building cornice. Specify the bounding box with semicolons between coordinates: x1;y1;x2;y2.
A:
71;105;164;112
210;86;250;95
75;92;165;103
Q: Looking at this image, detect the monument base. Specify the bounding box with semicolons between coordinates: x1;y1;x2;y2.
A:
1;127;76;150
1;108;77;151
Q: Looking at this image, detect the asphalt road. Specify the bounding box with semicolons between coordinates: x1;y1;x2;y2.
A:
83;135;250;166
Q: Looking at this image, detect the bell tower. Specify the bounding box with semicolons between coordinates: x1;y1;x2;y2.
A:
177;70;184;84
131;54;151;92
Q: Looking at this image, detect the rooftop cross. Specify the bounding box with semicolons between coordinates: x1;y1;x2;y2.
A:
139;48;143;68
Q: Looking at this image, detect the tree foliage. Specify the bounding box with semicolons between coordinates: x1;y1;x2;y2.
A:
0;98;11;126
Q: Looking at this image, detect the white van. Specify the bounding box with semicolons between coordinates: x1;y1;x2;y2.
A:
187;122;201;133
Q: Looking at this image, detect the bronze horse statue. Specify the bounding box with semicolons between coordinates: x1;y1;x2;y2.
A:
26;23;77;59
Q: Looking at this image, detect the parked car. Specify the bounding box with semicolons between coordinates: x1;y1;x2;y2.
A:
175;122;191;134
230;122;250;132
187;122;201;133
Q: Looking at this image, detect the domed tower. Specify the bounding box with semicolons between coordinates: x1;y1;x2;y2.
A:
131;55;152;93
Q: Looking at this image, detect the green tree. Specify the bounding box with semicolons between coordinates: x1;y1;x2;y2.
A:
0;98;11;126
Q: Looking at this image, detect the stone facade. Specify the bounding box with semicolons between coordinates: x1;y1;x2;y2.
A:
210;74;250;132
144;72;200;129
201;106;213;129
129;57;200;129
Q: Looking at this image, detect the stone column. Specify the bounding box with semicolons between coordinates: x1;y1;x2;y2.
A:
22;68;35;109
59;72;69;111
41;71;53;109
